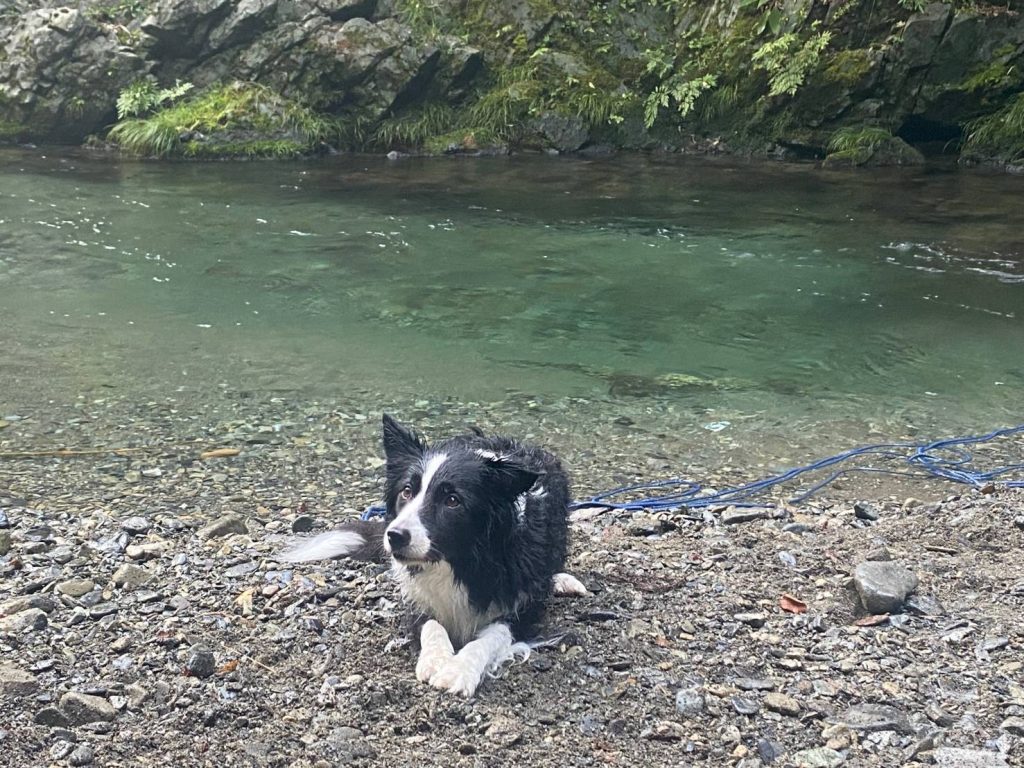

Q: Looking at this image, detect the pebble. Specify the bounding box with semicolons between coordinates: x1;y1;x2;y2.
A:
484;715;522;747
0;665;38;695
734;612;767;628
721;508;769;525
125;542;166;560
756;738;782;764
853;560;919;614
1000;715;1024;735
69;744;95;766
905;593;944;616
731;695;760;715
59;692;116;725
675;686;705;716
0;607;48;633
764;692;801;716
642;720;685;741
185;645;216;678
224;560;258;578
291;515;315;533
933;747;1009;767
837;703;913;733
736;677;775;691
35;707;70;727
121;516;151;534
57;579;97;598
853;501;879;521
197;514;247;540
112;563;153;589
792;747;845;767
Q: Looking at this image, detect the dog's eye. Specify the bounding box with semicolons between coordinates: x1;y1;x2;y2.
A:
399;485;413;501
443;494;461;509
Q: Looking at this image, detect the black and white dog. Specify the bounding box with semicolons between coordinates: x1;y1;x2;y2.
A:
280;414;587;697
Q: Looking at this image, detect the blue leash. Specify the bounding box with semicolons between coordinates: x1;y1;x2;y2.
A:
361;424;1024;519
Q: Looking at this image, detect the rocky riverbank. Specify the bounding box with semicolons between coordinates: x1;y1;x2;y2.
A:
1;392;1022;767
1;1;1023;166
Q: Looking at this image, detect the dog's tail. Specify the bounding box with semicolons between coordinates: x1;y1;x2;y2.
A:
277;520;386;563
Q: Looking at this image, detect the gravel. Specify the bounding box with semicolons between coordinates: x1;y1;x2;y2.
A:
1;392;1022;766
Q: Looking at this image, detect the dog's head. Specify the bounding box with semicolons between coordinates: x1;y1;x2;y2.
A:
380;414;539;565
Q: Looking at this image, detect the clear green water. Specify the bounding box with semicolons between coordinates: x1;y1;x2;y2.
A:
1;148;1022;444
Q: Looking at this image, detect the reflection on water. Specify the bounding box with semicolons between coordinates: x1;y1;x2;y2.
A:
0;148;1021;448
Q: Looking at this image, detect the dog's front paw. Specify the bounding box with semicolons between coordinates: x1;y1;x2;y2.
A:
429;657;482;698
416;620;454;683
552;572;589;597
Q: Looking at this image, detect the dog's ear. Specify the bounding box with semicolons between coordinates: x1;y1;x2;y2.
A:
483;456;541;498
382;414;425;464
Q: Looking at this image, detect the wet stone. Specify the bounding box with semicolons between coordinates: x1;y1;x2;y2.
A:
853;561;919;614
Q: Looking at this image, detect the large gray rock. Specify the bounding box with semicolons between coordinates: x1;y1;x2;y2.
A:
0;7;148;142
853;560;919;614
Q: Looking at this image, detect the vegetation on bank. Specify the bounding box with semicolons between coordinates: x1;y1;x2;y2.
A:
96;0;1024;163
107;81;333;158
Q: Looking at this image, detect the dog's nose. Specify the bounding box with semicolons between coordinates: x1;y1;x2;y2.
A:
386;528;411;551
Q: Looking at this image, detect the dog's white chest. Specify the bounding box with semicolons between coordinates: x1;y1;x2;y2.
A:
392;562;498;647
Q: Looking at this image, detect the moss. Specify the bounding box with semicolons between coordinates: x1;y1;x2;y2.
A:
957;44;1022;94
108;81;331;158
822;48;874;88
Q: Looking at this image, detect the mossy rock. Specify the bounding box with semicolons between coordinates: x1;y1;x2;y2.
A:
823;134;924;168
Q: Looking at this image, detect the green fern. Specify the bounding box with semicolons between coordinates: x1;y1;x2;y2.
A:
753;31;832;97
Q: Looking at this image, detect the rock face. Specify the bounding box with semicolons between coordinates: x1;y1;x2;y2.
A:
1;0;1023;161
0;7;147;141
